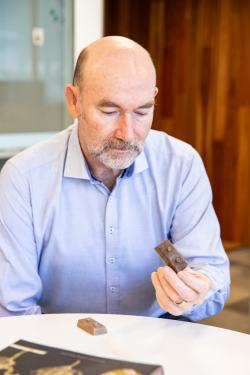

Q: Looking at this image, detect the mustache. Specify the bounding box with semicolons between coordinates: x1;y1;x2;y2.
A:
102;138;141;153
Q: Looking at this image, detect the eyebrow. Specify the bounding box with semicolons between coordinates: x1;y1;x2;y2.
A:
97;100;155;109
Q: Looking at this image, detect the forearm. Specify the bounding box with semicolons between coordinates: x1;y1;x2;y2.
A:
0;304;42;317
183;284;230;321
182;257;230;320
0;161;43;317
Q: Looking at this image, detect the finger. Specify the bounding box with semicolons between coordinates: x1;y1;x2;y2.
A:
160;266;198;302
152;272;192;315
178;269;212;296
151;271;160;291
156;290;193;316
152;272;181;314
155;268;183;304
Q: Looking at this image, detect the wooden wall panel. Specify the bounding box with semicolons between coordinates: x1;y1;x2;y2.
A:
105;0;250;245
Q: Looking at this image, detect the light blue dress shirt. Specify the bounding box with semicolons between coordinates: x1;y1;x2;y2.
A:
0;124;230;320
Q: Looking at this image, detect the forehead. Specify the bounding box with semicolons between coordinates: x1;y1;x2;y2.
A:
83;57;156;107
88;80;155;110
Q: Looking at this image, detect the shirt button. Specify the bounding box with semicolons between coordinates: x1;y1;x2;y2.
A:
109;226;114;234
109;257;115;264
110;286;116;293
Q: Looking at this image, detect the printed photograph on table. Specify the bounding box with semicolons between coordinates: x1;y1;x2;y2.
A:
0;340;164;375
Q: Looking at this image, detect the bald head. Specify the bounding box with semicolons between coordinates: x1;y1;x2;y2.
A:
73;36;156;90
65;36;158;176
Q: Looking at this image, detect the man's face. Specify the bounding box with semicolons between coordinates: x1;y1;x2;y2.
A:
76;55;157;171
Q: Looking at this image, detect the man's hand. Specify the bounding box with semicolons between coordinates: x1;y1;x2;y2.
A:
151;266;212;315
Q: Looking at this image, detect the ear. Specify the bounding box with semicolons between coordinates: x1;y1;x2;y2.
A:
65;84;80;118
154;86;159;97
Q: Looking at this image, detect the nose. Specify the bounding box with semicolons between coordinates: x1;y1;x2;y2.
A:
114;113;134;141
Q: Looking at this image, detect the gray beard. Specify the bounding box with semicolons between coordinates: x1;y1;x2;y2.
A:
88;138;143;170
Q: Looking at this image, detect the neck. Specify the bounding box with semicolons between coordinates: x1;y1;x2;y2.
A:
83;150;122;190
92;167;122;190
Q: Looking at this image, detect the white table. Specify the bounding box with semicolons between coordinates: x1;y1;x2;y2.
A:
0;313;249;375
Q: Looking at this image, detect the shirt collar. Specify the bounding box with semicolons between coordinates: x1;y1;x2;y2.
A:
64;123;91;180
122;149;148;178
64;123;148;180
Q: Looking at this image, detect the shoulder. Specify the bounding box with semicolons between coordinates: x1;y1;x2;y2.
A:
145;129;200;165
143;130;208;187
2;125;74;177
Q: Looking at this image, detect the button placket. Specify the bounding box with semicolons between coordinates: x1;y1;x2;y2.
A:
105;192;120;312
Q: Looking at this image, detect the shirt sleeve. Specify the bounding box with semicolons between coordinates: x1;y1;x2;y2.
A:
170;149;230;321
0;161;42;316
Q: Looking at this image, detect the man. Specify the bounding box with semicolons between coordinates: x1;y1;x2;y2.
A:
0;36;230;320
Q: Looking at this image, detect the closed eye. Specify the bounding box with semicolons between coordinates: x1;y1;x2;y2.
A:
101;110;117;115
134;111;149;116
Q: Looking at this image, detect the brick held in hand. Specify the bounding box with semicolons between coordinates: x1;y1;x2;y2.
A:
77;317;107;335
155;239;188;273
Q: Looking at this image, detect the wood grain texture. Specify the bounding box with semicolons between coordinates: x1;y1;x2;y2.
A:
105;0;250;245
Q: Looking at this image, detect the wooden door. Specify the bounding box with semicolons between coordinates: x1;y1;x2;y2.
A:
105;0;250;245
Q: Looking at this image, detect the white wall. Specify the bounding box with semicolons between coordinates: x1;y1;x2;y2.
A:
74;0;104;63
